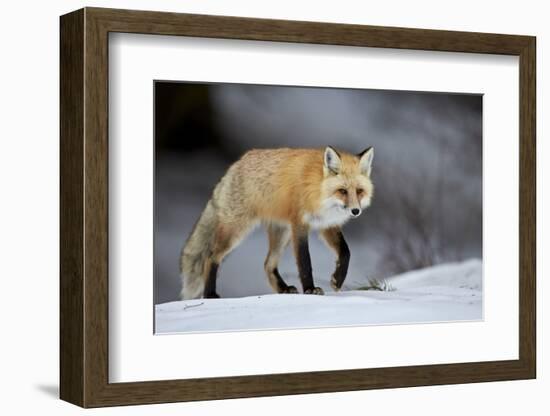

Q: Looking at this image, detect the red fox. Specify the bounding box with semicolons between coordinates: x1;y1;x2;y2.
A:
179;146;374;299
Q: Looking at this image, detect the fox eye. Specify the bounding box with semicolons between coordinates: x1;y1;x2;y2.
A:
338;188;348;196
357;188;364;195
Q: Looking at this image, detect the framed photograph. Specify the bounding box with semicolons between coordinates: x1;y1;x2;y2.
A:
60;7;536;408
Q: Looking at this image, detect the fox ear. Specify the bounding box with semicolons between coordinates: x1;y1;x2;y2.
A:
358;147;374;176
324;146;341;174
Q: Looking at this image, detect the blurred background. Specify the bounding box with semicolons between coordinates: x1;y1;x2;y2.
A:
154;81;482;304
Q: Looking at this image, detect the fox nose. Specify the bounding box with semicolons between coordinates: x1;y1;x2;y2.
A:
351;208;361;217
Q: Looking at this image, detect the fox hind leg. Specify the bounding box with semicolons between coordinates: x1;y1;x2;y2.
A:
264;224;298;294
202;260;220;298
203;222;252;298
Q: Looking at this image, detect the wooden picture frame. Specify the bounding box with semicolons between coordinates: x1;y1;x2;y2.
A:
60;7;536;408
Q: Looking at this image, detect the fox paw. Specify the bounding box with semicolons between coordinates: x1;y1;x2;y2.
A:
304;287;324;295
203;292;220;299
282;285;298;294
330;277;342;292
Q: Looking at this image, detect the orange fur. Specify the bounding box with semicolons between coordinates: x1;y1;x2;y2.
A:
179;146;374;299
230;147;373;227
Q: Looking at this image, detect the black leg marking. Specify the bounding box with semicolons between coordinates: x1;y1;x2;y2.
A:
296;236;314;292
332;232;350;290
273;268;298;294
203;262;220;299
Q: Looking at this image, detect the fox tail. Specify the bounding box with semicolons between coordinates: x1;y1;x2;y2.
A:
179;200;217;300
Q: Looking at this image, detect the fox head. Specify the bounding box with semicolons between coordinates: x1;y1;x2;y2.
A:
321;146;374;219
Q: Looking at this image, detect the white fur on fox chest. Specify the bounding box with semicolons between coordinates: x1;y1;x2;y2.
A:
303;199;350;230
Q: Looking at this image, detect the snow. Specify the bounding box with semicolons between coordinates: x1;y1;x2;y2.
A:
154;259;482;334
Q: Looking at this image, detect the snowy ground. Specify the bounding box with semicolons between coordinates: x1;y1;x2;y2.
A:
155;259;482;334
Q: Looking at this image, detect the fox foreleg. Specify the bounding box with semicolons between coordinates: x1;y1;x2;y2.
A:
321;227;350;291
292;225;324;295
